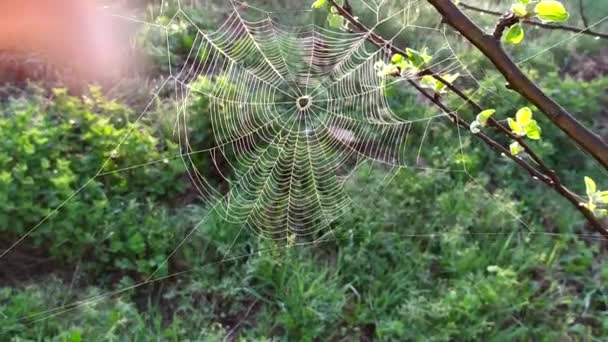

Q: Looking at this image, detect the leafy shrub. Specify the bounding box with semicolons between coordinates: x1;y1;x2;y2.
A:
0;88;187;275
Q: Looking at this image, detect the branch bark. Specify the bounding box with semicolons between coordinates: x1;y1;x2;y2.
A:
410;81;607;241
327;0;608;238
427;0;608;169
459;1;608;40
578;0;590;28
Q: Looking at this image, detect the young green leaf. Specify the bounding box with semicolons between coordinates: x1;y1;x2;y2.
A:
420;75;437;89
508;107;541;139
505;24;525;44
584;201;597;213
434;73;460;93
390;53;412;72
512;3;528;17
598;191;608;204
524;120;542;140
585;176;597;197
583;176;608;216
476;109;496;126
510;141;523;155
508;117;524;135
374;61;399;77
534;0;569;23
391;53;405;65
327;13;344;28
312;0;327;9
406;48;432;69
516;107;533;125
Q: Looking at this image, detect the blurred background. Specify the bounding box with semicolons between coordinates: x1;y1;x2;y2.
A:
1;0;607;340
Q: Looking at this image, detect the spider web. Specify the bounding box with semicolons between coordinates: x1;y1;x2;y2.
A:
6;0;608;333
153;0;468;247
0;0;478;273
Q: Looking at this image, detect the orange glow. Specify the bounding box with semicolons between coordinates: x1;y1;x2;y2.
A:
0;0;133;82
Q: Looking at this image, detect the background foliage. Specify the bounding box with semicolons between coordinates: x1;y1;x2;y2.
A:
1;0;608;340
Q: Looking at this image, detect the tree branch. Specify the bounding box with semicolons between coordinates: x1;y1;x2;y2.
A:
429;72;561;185
459;1;608;40
492;12;519;40
427;0;608;169
411;79;608;240
327;0;608;238
579;0;591;28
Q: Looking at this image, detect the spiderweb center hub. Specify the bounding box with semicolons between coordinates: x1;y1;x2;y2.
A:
296;96;312;111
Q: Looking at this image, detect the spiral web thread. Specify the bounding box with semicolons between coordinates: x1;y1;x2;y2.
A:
5;0;608;331
159;0;470;245
0;0;479;282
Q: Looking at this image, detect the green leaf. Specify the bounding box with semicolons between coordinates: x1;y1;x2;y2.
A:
598;191;608;204
391;53;405;65
127;232;146;255
70;330;82;342
508;118;524;135
374;61;399;77
510;141;523;155
389;55;413;72
516;107;533;125
443;73;460;83
476;109;496;126
435;73;460;93
420;75;437;89
505;24;525;45
524;120;542;140
585;176;597;197
512;3;528;17
327;13;344;28
584;201;597;213
534;0;569;22
312;0;327;9
398;61;412;72
507;107;542;139
406;48;432;69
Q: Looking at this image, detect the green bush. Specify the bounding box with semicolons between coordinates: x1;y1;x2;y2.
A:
2;0;608;339
0;88;187;275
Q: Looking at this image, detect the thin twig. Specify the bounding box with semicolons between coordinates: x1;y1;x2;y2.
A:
459;1;608;40
409;80;606;239
492;12;520;39
579;0;590;28
429;72;561;185
334;1;557;184
428;0;608;169
328;0;608;238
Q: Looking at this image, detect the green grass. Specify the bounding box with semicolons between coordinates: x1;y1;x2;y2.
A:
1;0;608;340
